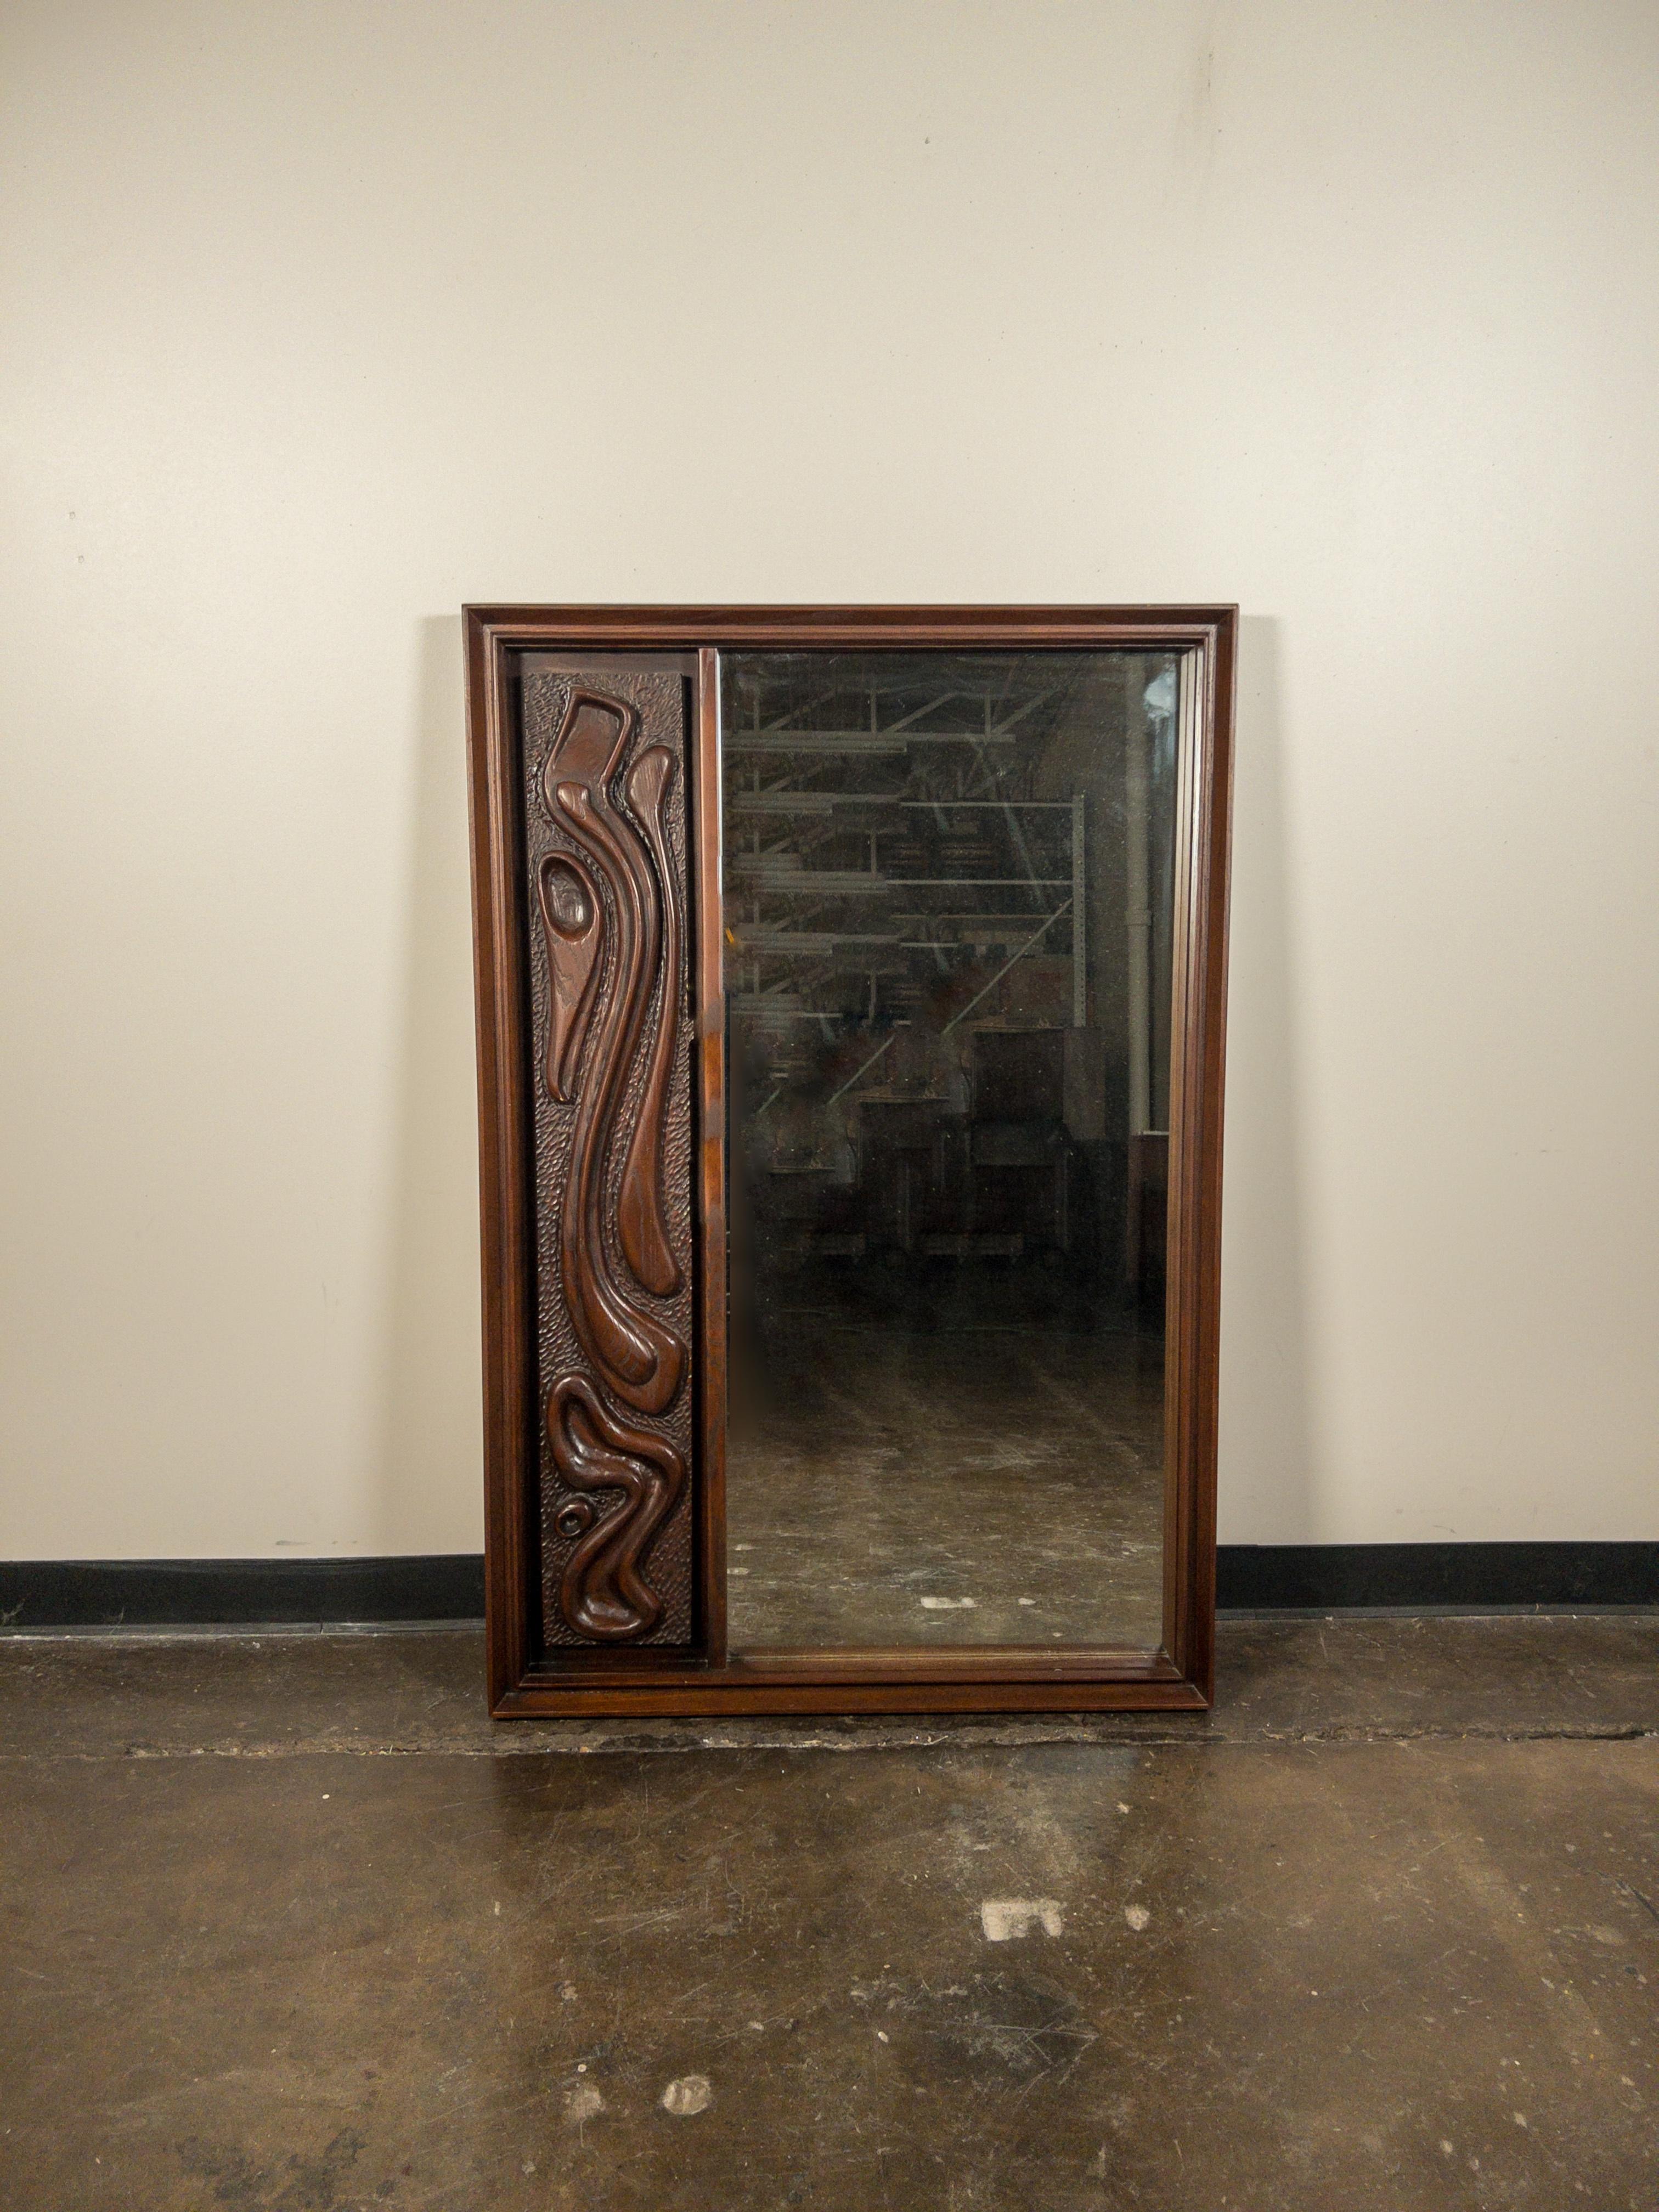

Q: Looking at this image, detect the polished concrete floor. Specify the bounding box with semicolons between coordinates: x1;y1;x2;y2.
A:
727;1317;1166;1647
3;1615;1657;2210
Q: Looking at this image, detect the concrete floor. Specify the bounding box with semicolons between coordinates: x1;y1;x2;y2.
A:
727;1318;1166;1648
3;1617;1657;2210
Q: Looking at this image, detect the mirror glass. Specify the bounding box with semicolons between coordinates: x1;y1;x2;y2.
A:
721;650;1180;1649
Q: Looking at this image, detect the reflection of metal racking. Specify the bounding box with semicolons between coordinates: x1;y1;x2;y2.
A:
721;662;1111;1277
724;676;1090;1107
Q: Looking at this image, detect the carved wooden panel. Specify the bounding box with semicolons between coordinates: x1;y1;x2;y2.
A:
521;669;696;1647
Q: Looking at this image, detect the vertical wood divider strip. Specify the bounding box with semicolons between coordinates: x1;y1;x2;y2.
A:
695;647;729;1663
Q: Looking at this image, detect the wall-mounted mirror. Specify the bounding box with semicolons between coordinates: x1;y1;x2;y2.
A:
465;608;1234;1716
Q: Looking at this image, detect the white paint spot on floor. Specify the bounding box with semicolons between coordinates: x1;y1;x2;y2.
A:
662;2074;712;2117
980;1898;1064;1942
566;2085;604;2126
921;1596;977;1610
1124;1904;1151;1932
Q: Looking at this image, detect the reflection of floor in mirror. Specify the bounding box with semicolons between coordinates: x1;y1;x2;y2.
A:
725;1322;1165;1650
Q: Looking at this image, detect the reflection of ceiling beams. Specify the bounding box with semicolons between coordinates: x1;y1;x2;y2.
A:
730;674;1067;721
743;1000;855;1023
734;928;1070;957
726;730;1018;755
730;865;1071;898
731;866;899;895
736;930;900;952
904;933;1072;952
730;791;840;815
730;794;1076;815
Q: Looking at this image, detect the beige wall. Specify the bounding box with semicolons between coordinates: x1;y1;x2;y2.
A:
3;1;1656;1558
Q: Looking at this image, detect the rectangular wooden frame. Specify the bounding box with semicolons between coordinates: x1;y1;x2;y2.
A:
465;606;1236;1716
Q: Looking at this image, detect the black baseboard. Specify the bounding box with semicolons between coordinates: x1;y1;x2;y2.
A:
0;1555;486;1629
0;1545;1653;1631
1216;1542;1659;1612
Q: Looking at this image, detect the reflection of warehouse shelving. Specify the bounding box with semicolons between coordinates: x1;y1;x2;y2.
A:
725;731;1022;757
720;652;1175;1302
722;662;1103;1273
726;701;1089;1047
728;793;1078;812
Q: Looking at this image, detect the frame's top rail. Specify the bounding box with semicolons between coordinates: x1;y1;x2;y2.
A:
468;604;1238;651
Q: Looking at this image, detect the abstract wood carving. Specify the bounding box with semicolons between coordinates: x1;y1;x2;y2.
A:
544;693;686;1419
537;853;602;1104
525;675;695;1647
617;745;684;1303
547;1374;685;1640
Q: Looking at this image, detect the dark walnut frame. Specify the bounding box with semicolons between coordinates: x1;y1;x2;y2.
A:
465;606;1236;1716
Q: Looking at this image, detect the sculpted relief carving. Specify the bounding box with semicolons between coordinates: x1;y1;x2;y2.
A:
528;681;693;1646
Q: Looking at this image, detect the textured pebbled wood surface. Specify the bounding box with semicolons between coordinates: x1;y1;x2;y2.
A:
522;670;696;1648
